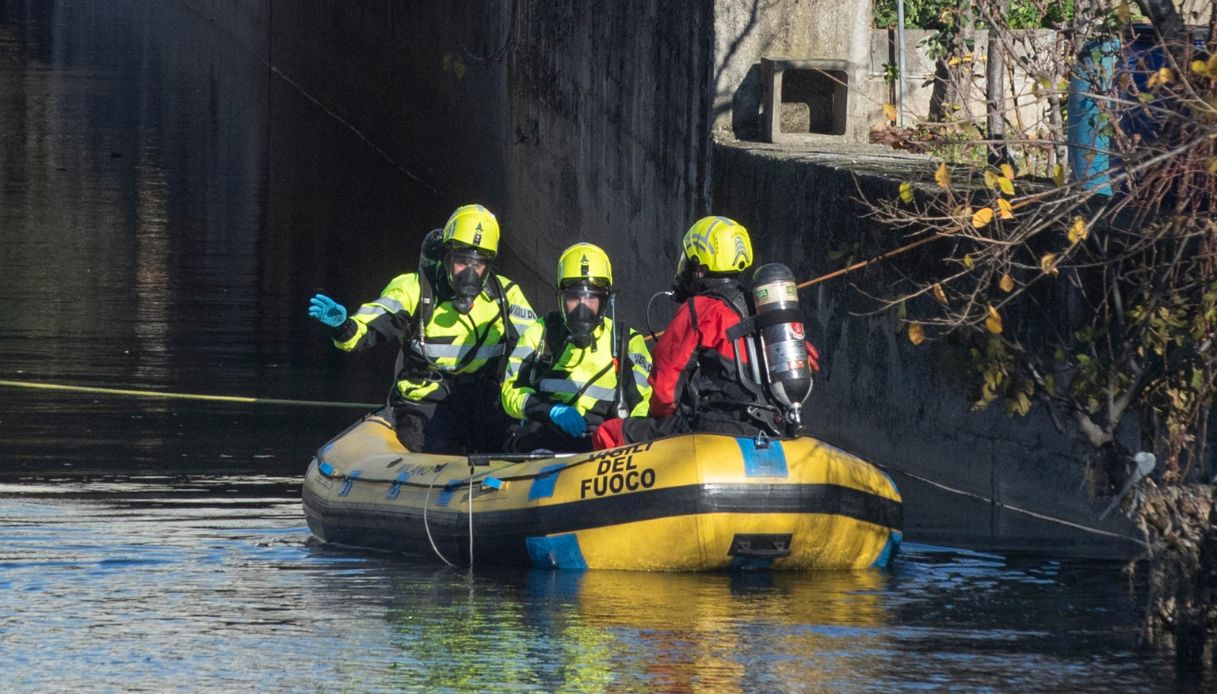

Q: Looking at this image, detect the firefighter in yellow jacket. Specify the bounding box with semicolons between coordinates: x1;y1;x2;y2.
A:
308;204;536;453
501;242;652;453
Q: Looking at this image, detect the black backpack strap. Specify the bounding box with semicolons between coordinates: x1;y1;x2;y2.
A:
541;311;567;364
414;271;437;341
487;272;519;344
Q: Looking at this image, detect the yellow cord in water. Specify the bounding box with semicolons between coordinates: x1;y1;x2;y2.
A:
0;379;379;409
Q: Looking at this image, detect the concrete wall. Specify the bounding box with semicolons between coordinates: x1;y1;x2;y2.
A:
195;0;718;324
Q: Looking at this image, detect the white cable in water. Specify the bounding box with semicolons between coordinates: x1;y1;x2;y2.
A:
422;461;457;568
468;471;475;569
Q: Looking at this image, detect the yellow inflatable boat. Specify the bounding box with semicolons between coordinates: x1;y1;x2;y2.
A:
302;416;902;570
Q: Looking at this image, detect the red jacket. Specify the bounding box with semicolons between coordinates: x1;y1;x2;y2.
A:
648;294;820;418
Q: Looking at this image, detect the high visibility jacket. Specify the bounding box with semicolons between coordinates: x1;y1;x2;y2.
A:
333;272;536;404
502;312;652;426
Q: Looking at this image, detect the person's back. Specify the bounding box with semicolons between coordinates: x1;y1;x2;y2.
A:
593;216;819;449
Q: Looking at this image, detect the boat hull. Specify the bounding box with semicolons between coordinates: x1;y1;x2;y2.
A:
302;417;902;570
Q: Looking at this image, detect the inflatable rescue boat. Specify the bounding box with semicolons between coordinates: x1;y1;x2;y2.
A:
302;416;903;570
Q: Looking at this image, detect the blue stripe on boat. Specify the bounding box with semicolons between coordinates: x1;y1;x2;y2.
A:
338;470;362;497
871;530;903;568
436;480;462;507
318;461;334;477
528;463;567;500
387;470;410;500
737;438;788;478
526;534;588;569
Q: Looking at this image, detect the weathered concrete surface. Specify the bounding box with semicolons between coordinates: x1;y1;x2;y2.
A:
206;0;718;324
714;0;875;143
712;140;1145;557
501;2;715;317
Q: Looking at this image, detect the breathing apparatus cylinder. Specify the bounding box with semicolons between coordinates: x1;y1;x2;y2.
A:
750;263;813;425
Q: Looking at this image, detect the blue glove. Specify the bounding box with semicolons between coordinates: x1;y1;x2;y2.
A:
308;294;348;328
548;404;587;437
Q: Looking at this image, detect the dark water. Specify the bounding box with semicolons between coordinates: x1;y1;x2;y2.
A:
0;1;1207;690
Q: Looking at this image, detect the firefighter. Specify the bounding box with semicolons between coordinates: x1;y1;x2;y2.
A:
308;204;536;453
593;216;820;449
501;242;651;453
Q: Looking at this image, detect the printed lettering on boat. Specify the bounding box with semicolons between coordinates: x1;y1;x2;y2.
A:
585;441;655;463
579;452;656;499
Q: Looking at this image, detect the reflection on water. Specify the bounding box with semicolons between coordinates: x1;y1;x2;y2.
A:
0;478;1196;691
0;0;447;476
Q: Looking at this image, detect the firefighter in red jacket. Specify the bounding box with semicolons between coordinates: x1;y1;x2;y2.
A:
592;216;820;450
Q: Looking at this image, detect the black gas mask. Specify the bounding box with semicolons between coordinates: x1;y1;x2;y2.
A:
444;245;492;314
559;282;609;348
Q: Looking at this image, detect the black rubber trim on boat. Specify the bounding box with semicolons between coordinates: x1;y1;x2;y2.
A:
304;482;903;547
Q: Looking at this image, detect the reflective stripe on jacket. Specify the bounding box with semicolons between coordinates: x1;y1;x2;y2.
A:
501;314;652;426
333;272;535;403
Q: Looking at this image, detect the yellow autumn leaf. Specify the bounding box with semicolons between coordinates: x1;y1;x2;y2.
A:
985;305;1003;334
963;254;974;269
934;162;951;189
1193;60;1210;77
998;176;1015;196
1208;158;1217;174
1000;273;1014;292
1067;216;1088;244
899;181;914;203
932;283;948;305
1115;1;1131;23
907;322;925;345
1040;252;1059;275
883;103;898;122
972;207;995;229
1000;163;1015;180
997;198;1015;219
1052;164;1065;187
984;170;999;189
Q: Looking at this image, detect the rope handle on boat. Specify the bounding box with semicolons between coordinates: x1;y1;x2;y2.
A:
421;460;459;568
417;455;539;570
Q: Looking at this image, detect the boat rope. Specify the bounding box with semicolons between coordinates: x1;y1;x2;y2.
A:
468;471;475;570
221;0;439;196
646;235;942;341
422;461;459;568
0;379;379;409
889;466;1147;546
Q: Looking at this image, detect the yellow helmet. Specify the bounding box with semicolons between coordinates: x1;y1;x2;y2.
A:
442;204;500;258
678;215;753;275
556;242;613;290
